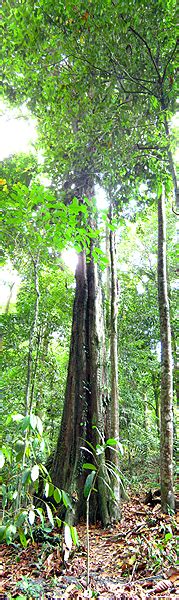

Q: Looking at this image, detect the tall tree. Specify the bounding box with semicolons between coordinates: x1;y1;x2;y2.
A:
157;187;175;511
51;174;119;525
108;201;120;513
2;0;177;521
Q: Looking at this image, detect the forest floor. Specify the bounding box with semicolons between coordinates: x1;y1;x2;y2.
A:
1;492;178;600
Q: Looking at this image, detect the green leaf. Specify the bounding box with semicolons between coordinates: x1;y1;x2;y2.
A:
5;524;17;544
105;438;118;446
6;415;13;425
150;96;159;109
15;440;25;456
48;483;54;497
31;464;39;482
84;440;96;453
39;464;50;476
92;247;104;256
157;182;163;197
56;517;62;528
164;532;173;541
19;529;27;548
0;526;6;541
25;444;31;458
82;463;97;471
84;471;96;498
22;468;31;484
21;416;30;431
62;490;73;510
98;475;116;501
2;446;11;463
70;525;79;546
53;487;62;503
106;439;123;454
16;511;27;527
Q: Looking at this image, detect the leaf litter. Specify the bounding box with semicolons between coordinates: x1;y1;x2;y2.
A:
0;493;178;599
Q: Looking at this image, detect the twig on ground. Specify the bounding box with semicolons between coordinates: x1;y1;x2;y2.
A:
104;521;147;541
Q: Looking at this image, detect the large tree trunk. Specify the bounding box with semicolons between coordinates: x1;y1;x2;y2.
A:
85;244;112;526
51;185;120;526
52;250;88;519
157;188;175;511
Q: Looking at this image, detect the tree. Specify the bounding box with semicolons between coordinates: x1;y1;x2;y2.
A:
2;0;177;521
106;200;120;511
51;174;120;525
157;187;175;510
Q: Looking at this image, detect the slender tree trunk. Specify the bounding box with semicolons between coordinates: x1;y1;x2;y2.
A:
151;372;160;437
157;188;175;511
163;114;179;210
25;253;40;415
17;253;40;510
171;327;178;404
143;393;148;433
29;326;41;412
108;203;120;517
5;282;15;314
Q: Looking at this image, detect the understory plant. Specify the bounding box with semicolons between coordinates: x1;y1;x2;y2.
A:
0;412;78;552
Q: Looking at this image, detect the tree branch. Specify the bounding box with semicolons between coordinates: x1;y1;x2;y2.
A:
44;8;158;97
119;13;161;80
96;33;157;94
136;144;168;151
163;115;179;208
172;204;179;216
162;40;178;82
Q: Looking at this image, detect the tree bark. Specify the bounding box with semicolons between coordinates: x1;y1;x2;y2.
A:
5;282;15;314
157;188;175;511
108;203;120;518
52;250;88;517
25;253;40;415
163;114;179;210
151;372;160;437
86;241;112;526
